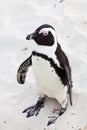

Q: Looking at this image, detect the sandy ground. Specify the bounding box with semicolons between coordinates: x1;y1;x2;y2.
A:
0;0;87;130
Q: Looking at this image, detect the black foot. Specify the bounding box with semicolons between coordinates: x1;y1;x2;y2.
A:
23;97;45;117
47;108;66;126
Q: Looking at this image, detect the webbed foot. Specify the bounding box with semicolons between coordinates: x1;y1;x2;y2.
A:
23;97;45;117
47;108;66;126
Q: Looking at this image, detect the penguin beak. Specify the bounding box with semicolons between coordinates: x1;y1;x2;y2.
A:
26;32;37;40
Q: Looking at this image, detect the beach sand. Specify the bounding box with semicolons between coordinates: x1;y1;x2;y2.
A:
0;0;87;129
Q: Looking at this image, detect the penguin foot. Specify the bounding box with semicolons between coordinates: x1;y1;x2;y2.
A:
23;97;45;117
47;108;66;126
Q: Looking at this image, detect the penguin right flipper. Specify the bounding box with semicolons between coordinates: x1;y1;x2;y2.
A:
17;55;32;84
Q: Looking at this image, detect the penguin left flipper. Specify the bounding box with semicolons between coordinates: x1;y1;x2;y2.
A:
17;55;32;84
56;44;73;105
64;65;73;105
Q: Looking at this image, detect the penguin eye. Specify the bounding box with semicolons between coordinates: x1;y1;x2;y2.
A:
42;32;48;36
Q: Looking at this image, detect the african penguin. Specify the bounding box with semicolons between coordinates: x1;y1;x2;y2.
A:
17;24;73;126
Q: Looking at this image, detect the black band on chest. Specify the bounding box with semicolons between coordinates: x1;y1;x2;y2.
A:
32;51;68;86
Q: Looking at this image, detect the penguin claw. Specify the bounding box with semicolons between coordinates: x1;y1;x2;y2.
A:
47;118;56;126
26;106;39;117
22;106;34;113
47;115;59;126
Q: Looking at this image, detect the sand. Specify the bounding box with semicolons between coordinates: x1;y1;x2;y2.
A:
0;0;87;130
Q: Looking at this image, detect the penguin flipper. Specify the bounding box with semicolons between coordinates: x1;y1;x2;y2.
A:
56;44;73;105
64;65;73;105
17;55;32;84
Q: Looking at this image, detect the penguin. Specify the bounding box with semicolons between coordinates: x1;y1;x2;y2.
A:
17;24;73;126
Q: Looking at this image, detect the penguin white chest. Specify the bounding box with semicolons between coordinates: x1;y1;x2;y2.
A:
32;55;66;98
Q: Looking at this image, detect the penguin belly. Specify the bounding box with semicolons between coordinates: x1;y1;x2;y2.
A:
32;55;67;101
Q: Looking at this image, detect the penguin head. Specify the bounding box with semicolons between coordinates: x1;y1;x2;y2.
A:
26;24;57;46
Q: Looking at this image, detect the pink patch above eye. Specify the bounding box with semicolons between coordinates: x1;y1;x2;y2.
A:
39;29;48;35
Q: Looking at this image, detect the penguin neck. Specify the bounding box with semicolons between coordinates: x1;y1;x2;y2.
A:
32;38;58;57
32;40;60;67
